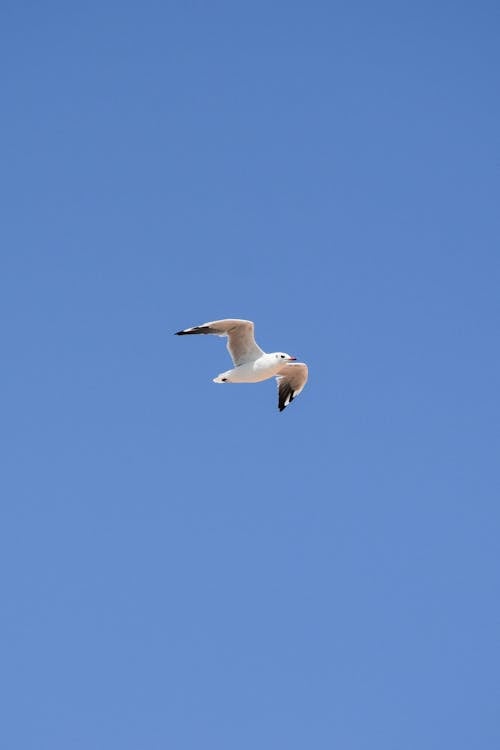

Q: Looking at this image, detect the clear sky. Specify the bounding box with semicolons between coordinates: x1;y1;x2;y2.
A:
1;2;499;748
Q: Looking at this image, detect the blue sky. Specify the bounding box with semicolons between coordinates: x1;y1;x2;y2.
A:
1;2;499;748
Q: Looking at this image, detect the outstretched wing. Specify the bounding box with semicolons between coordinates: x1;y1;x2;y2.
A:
276;362;308;411
175;319;264;366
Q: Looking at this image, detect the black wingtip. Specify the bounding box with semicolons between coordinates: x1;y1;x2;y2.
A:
174;326;212;336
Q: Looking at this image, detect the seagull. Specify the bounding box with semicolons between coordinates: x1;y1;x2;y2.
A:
175;318;308;411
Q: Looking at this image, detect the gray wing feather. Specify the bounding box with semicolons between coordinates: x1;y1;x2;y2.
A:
276;363;308;411
175;318;264;365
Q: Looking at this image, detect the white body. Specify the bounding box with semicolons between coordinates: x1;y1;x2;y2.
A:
213;353;290;383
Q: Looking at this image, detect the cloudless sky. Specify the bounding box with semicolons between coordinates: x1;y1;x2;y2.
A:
1;2;499;748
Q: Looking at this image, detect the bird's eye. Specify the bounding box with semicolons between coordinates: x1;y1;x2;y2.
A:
281;355;285;358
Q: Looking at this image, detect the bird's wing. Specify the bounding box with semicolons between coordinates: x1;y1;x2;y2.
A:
175;319;264;365
276;363;308;411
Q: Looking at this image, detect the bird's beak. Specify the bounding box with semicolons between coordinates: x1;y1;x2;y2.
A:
288;356;297;361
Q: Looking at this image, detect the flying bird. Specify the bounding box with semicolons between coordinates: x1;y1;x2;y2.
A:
175;318;308;411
